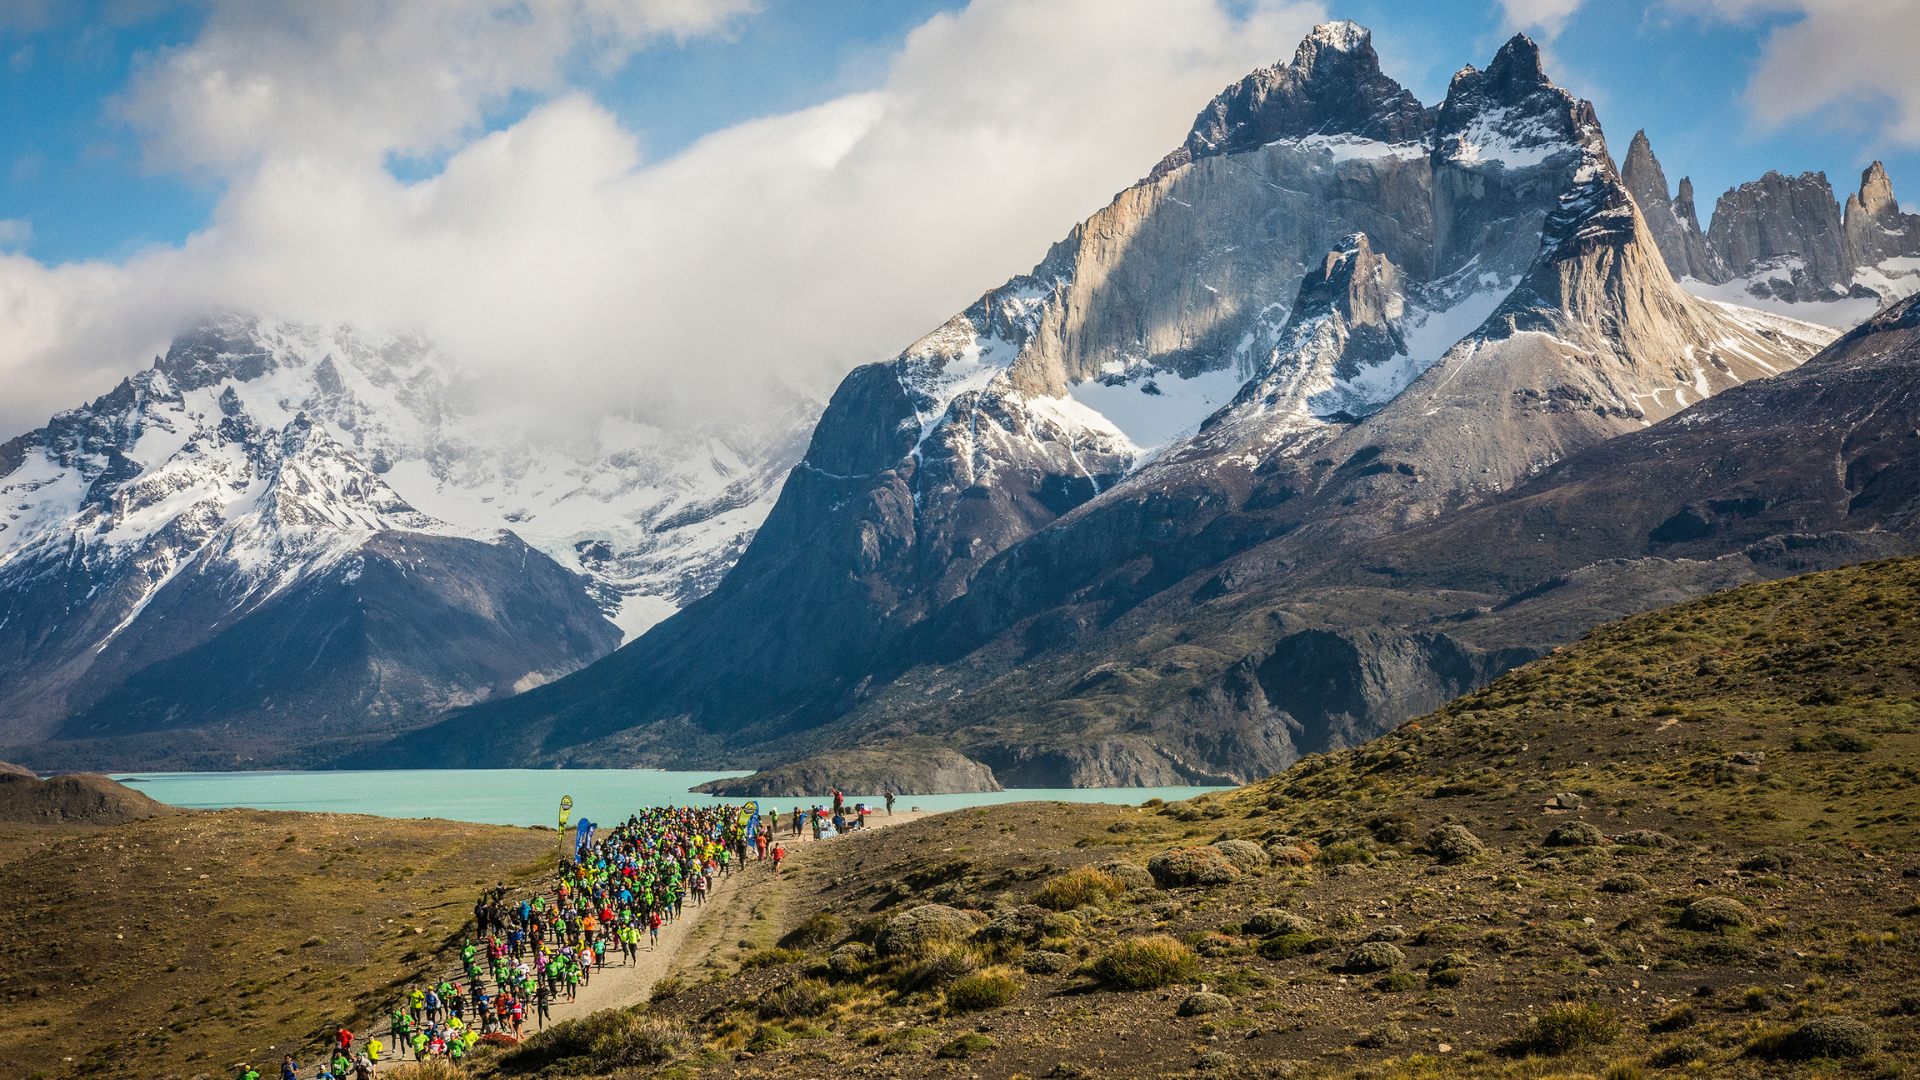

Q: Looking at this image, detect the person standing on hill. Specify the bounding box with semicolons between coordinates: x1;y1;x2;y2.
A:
772;842;786;876
884;788;895;815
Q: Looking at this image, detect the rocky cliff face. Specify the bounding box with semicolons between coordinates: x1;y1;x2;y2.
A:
392;25;1835;792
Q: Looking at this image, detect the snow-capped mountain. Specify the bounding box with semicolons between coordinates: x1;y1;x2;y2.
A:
390;25;1834;785
0;316;816;769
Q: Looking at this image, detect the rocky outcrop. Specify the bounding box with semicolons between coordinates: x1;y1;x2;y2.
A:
1620;130;1714;281
688;748;1000;797
1703;170;1853;302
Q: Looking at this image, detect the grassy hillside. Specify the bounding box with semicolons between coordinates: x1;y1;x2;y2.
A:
1;810;552;1079
458;557;1920;1080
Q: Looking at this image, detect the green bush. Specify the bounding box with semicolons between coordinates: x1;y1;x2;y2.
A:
648;974;685;1003
739;947;806;970
946;969;1022;1012
1375;971;1419;991
1092;935;1198;989
787;910;845;949
1033;867;1126;911
1649;1003;1695;1033
1650;1039;1708;1067
1499;1002;1622;1056
1428;967;1466;989
757;978;836;1020
590;1014;695;1068
1257;933;1336;960
935;1033;998;1059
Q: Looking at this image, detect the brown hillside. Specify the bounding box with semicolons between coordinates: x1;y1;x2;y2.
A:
0;772;176;826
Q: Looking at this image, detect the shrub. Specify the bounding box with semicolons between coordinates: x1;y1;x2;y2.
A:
788;910;845;949
1649;1003;1695;1033
946;969;1022;1012
1650;1039;1708;1067
1178;991;1231;1016
1268;844;1315;866
1499;1002;1622;1056
1356;1023;1407;1048
1257;933;1336;960
1376;971;1419;991
1318;841;1374;866
1412;923;1469;946
1428;967;1466;989
1096;860;1155;890
758;978;835;1020
1612;829;1676;848
1604;1062;1645;1080
1425;824;1484;862
935;1033;997;1059
828;942;872;978
1749;1016;1879;1059
1034;867;1126;911
590;1014;695;1069
739;947;805;970
1680;897;1753;930
647;975;684;1003
1148;847;1240;887
1344;942;1404;973
1092;935;1198;989
877;904;975;957
1246;908;1314;937
1600;873;1649;894
1213;838;1268;871
1022;950;1074;974
1546;821;1605;847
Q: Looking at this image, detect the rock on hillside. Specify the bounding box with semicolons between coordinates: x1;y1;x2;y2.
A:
0;772;175;825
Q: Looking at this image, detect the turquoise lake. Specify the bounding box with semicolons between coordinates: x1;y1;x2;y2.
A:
110;770;1233;828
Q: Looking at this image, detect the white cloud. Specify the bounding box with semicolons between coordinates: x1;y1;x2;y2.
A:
1671;0;1920;145
1497;0;1586;38
0;0;1325;439
117;0;760;170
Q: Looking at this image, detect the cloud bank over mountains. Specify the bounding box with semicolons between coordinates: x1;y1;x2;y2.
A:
0;0;1324;438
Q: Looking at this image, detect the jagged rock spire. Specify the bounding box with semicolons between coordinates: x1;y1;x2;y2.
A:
1619;130;1715;281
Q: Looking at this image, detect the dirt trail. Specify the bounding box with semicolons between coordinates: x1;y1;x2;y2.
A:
525;810;933;1027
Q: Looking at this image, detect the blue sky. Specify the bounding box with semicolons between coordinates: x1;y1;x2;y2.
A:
2;0;1913;265
0;0;1914;441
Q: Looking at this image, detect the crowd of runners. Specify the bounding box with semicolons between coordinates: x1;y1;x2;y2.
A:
245;789;898;1079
